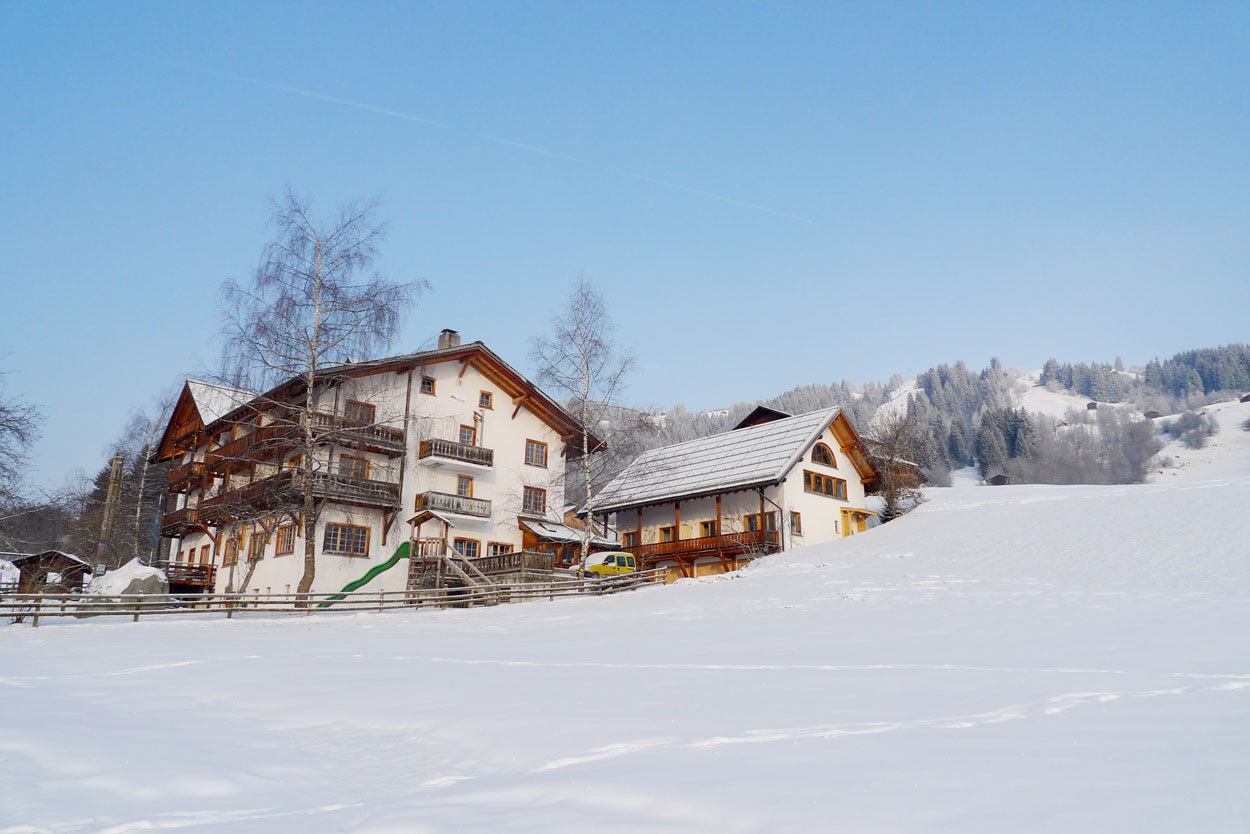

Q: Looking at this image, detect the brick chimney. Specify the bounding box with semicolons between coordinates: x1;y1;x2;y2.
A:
438;329;461;349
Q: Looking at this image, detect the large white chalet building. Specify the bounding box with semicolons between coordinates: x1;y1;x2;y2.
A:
593;405;878;582
154;330;601;595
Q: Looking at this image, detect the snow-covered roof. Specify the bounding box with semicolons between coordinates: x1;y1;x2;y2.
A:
0;550;89;567
520;519;618;547
594;407;842;512
186;379;257;427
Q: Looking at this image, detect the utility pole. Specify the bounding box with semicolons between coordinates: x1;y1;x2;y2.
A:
97;453;125;567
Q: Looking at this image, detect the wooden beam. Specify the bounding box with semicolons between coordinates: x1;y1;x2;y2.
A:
674;501;681;541
637;507;643;546
716;494;722;536
458;357;472;379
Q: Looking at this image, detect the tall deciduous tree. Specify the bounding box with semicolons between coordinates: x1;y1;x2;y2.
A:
220;191;419;597
0;364;40;507
531;280;633;565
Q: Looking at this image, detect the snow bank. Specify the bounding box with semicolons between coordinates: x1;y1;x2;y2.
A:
0;558;18;587
86;558;165;595
2;477;1248;832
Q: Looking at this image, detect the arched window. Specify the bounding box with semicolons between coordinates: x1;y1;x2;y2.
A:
812;443;837;467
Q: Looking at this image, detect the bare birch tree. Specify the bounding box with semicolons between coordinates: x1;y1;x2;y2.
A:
220;190;420;597
531;279;632;564
0;364;41;506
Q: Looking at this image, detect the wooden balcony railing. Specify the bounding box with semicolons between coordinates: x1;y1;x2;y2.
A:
418;438;494;467
198;469;401;521
152;561;217;588
159;507;205;536
309;412;405;455
625;530;781;561
205;425;294;473
468;550;556;576
415;490;492;519
167;461;206;492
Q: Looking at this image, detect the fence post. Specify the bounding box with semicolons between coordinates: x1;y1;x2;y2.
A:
32;596;42;628
378;591;385;612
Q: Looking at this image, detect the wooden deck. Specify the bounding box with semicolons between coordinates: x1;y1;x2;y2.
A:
152;561;217;588
626;530;781;562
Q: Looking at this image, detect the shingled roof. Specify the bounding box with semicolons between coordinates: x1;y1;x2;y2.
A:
593;407;843;512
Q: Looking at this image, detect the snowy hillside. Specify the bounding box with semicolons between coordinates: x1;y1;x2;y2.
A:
1150;397;1250;482
3;476;1249;832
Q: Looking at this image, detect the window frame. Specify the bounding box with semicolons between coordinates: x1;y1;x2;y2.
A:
344;399;376;425
453;538;480;560
420;376;436;396
744;512;777;532
524;439;549;468
699;520;718;538
479;391;493;409
790;512;802;534
275;524;296;556
487;541;514;556
459;424;477;446
811;443;837;467
339;453;370;480
456;474;474;498
803;469;847;500
659;525;676;543
323;523;370;557
522;486;547;515
622;531;639;548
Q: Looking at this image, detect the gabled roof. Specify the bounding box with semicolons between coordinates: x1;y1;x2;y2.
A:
733;405;792;430
154;379;257;461
0;550;89;567
154;341;599;460
187;379;255;425
594;407;849;512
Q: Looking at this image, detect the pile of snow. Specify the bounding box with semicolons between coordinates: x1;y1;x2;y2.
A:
86;558;166;595
0;558;18;587
2;477;1249;831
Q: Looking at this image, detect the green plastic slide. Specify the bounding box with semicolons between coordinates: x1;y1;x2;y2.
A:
317;540;411;607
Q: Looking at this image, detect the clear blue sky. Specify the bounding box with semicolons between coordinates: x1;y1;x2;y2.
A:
2;2;1247;489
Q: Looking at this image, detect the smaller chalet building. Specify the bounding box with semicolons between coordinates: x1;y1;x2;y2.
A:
593;406;878;582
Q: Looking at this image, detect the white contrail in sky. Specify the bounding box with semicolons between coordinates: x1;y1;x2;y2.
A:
192;67;812;224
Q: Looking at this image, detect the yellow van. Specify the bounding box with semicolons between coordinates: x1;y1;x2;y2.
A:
583;551;637;576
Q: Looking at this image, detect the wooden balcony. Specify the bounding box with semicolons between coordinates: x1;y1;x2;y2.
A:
415;490;491;519
309;412;406;456
166;461;206;493
153;561;217;588
205;425;294;473
625;531;781;562
159;507;206;536
199;469;401;521
418;438;494;468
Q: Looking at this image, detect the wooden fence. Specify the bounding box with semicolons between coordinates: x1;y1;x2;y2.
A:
0;569;666;627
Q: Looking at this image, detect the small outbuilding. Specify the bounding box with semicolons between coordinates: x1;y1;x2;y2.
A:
986;473;1011;486
1144;410;1161;420
0;550;90;593
1086;402;1098;410
1240;393;1250;403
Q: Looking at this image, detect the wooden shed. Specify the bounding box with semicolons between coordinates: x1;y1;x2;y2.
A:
1;551;90;593
1144;411;1161;420
986;473;1011;486
1086;402;1098;410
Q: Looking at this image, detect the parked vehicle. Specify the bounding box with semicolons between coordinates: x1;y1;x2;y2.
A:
582;551;637;576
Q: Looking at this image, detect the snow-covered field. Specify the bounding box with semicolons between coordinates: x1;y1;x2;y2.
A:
3;476;1250;832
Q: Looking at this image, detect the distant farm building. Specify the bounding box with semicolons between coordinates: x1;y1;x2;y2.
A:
1086;402;1098;410
986;473;1011;486
1241;393;1250;403
1144;410;1161;420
